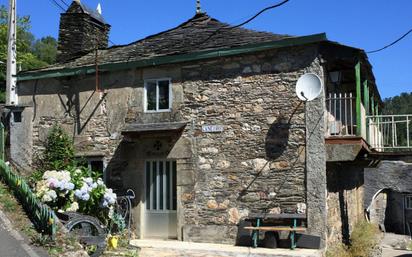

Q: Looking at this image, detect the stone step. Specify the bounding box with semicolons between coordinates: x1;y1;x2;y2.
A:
131;239;321;257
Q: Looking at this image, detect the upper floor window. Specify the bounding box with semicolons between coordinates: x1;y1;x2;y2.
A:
144;79;172;112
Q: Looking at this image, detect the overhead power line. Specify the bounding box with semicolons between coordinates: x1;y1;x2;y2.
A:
50;0;65;12
199;0;290;46
59;0;69;8
229;0;290;29
367;28;412;54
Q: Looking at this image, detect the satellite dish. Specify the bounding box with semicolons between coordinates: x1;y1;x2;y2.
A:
295;73;323;101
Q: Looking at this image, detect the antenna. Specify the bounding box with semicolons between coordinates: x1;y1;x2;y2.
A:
295;73;323;101
196;0;202;14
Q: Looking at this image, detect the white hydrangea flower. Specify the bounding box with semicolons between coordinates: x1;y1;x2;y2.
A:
66;202;79;212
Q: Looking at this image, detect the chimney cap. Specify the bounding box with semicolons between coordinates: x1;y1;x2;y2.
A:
68;1;108;24
96;3;102;15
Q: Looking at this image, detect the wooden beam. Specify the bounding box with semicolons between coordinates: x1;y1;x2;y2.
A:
355;61;362;136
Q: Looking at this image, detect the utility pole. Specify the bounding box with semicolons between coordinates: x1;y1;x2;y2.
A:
6;0;18;106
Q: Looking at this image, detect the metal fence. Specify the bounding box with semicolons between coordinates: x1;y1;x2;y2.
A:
367;114;412;151
326;93;356;136
0;123;57;238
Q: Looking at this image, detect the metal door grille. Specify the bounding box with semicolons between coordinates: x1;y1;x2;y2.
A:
145;160;176;212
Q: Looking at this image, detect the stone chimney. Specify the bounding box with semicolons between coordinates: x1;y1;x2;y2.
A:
57;1;111;63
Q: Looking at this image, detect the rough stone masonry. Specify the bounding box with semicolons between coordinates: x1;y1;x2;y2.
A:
15;43;327;244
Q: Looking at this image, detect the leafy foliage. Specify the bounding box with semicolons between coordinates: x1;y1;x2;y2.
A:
32;36;57;65
0;5;57;102
43;125;75;171
326;220;380;257
383;92;412;115
383;92;412;149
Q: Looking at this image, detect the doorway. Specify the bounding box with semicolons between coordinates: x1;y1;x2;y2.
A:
143;160;177;239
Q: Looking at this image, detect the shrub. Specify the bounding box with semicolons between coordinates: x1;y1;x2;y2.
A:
326;220;380;257
34;166;117;224
42;125;74;171
349;220;380;257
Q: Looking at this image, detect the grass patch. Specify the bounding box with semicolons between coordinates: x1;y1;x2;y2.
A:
327;220;380;257
0;180;83;256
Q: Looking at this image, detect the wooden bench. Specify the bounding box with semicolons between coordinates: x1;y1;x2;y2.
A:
244;213;306;249
244;226;306;232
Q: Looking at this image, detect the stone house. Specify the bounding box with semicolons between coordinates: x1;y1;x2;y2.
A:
365;161;412;236
10;0;388;248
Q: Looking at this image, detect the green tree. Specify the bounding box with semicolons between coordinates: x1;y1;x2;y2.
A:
0;5;49;81
0;5;57;102
383;92;412;149
43;125;75;170
32;36;57;64
383;92;412;115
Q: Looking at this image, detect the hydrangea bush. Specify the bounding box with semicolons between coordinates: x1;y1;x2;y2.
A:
35;166;117;224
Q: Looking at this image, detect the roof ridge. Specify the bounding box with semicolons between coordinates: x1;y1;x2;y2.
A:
107;13;213;50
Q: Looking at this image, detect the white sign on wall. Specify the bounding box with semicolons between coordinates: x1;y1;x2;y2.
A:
202;125;224;133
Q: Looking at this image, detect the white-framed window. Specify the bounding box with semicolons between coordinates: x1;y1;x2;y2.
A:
144;78;172;112
406;195;412;209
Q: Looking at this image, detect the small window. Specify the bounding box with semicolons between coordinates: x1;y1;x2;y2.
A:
144;79;171;112
76;157;106;181
13;111;22;123
90;160;104;174
406;195;412;209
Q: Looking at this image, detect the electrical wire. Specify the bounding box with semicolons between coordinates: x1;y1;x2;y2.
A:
59;0;69;8
199;0;290;46
50;0;65;12
229;0;290;29
367;28;412;54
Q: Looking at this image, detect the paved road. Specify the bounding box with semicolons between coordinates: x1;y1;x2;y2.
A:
382;248;412;257
0;211;48;257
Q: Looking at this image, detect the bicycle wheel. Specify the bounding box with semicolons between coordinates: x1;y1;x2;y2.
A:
65;215;107;257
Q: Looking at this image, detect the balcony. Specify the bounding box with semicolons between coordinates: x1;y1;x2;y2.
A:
319;44;412;162
325;92;412;162
367;114;412;151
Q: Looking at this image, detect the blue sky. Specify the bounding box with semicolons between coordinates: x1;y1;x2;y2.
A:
4;0;412;98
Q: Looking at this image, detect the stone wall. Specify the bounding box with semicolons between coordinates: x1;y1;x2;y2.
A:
365;161;412;206
15;44;327;244
368;190;388;227
326;164;364;245
57;6;110;63
364;161;412;235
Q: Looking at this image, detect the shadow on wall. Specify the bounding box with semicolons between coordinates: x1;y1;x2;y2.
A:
237;112;309;214
327;163;364;245
265;116;290;161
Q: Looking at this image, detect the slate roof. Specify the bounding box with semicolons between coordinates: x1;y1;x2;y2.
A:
66;1;107;24
43;12;293;70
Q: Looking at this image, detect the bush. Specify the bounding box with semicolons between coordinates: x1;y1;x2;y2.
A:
42;125;74;171
326;220;380;257
349;221;380;257
34;166;117;224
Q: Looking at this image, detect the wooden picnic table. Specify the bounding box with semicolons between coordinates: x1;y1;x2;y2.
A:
244;213;307;249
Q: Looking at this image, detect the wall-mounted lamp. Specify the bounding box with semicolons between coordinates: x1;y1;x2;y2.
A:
329;71;342;84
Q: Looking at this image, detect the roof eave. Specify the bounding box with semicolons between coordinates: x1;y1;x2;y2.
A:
18;33;327;81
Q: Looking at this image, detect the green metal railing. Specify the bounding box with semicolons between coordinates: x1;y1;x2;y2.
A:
0;123;56;238
0;161;57;237
367;114;412;151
